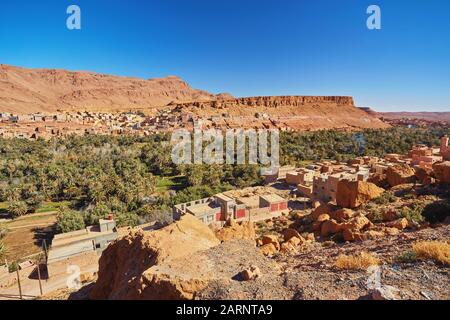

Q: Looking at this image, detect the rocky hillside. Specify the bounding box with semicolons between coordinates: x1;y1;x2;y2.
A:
86;190;449;300
0;64;390;131
0;64;232;114
174;96;390;130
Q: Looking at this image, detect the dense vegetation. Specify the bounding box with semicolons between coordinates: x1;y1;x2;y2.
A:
0;223;6;260
0;126;448;232
0;134;262;231
280;127;449;164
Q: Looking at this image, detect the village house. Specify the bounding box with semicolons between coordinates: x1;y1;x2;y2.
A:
173;192;289;226
285;168;316;186
440;135;450;161
46;218;118;276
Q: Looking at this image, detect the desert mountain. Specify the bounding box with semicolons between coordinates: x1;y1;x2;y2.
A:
0;64;389;131
0;64;232;114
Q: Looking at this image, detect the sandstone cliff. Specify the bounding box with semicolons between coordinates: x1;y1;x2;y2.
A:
174;96;390;131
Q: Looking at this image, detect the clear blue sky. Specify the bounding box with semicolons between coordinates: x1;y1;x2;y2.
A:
0;0;449;112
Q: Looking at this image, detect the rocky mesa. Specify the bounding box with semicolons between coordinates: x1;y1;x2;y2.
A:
0;64;389;131
173;96;390;131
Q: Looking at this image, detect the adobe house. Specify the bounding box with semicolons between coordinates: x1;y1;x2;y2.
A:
46;218;118;276
285;169;315;186
440;136;450;161
174;192;288;225
259;194;288;213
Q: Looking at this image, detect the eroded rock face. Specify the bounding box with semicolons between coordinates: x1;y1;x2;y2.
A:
90;214;220;300
336;180;384;209
433;161;450;184
0;64;232;113
386;165;416;187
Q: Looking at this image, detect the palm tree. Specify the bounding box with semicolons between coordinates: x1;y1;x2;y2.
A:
0;241;7;261
8;201;29;219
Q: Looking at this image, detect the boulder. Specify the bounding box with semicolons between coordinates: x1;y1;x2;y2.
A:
363;230;386;240
215;221;256;242
386;165;416;187
286;235;304;247
280;242;297;254
281;228;301;242
340;215;371;233
387;218;408;230
433;161;450;184
261;235;280;250
320;219;341;237
382;210;399;222
310;203;335;220
317;214;331;223
342;229;363;242
334;208;355;222
240;265;262;281
260;243;278;256
380;227;400;236
305;233;316;242
336;180;384;209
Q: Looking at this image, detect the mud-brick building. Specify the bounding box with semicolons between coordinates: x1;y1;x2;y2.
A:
174;192;289;225
259;194;288;212
47;218;118;271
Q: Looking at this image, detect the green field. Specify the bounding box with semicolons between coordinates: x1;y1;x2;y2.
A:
35;201;71;213
156;176;187;192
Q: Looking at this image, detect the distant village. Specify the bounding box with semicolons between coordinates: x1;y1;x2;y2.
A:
0;109;192;139
0;108;313;140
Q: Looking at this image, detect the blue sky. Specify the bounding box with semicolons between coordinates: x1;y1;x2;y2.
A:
0;0;449;112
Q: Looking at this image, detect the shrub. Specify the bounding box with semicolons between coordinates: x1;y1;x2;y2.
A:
0;241;7;260
136;205;174;226
412;241;450;266
373;192;397;205
399;202;425;223
114;211;140;228
0;223;7;239
8;261;18;273
8;201;29;219
56;208;86;233
84;203;109;226
397;250;417;263
335;252;380;270
422;200;450;223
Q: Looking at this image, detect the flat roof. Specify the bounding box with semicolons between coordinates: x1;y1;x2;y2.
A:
51;226;116;248
236;195;261;208
214;193;234;202
187;203;220;217
260;194;285;203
